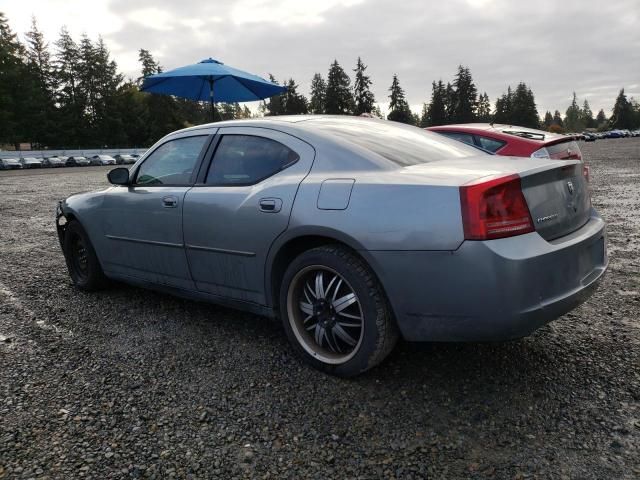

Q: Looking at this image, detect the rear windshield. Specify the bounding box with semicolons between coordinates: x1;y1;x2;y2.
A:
546;140;581;159
308;118;481;166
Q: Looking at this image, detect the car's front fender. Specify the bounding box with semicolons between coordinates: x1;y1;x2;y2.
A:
57;190;108;253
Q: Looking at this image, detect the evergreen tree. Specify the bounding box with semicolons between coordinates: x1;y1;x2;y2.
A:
581;100;594;129
565;92;584;132
54;26;85;146
387;74;413;125
325;60;354;115
510;82;539;128
114;81;149;146
78;35;98;134
595;108;607;128
282;78;308;114
370;105;383;119
264;74;284;116
477;92;491;122
353;57;375;115
0;12;29;146
309;73;326;114
425;80;447;126
450;65;478;123
24;17;57;146
25;17;55;98
543;111;553;128
419;103;429;128
493;87;513;124
444;82;457;123
492;84;538;128
93;37;124;145
632;98;640;128
610;88;634;129
552;110;564;128
138;48;161;84
137;50;183;142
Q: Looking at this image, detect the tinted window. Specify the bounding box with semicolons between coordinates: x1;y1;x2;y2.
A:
475;135;506;153
440;131;475;146
136;136;207;186
206;135;299;185
546;140;582;159
309;118;479;166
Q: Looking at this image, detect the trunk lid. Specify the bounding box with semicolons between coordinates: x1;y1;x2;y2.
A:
402;155;591;241
520;162;590;240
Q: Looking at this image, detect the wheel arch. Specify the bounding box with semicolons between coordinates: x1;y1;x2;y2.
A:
265;227;392;316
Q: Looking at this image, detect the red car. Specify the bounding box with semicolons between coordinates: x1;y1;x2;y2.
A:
427;123;588;180
427;123;583;158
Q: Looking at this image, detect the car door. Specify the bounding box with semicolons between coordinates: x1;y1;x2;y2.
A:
101;133;213;289
183;127;315;305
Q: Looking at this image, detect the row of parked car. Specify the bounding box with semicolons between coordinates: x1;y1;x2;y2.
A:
0;153;143;170
580;129;640;141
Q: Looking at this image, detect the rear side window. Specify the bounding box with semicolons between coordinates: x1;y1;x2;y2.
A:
439;132;475;146
475;135;506;153
136;136;208;186
206;135;299;186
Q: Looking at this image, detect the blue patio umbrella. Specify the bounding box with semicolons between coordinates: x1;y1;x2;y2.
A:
141;58;286;121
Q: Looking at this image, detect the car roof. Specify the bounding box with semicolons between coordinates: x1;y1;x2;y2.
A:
162;115;482;167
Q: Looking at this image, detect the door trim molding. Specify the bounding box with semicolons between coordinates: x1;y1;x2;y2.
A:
106;234;184;249
185;244;256;257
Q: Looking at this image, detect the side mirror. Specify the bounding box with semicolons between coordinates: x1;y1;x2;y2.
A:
107;167;130;186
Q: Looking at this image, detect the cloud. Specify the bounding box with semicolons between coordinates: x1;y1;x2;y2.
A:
5;0;640;115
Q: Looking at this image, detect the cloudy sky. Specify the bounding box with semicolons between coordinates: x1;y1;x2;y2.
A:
2;0;639;116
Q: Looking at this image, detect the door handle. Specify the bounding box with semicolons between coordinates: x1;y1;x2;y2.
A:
259;198;282;213
162;195;178;208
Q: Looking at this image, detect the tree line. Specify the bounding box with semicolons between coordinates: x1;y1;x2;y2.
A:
1;12;639;150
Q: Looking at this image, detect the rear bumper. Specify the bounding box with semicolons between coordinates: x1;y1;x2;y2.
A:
367;211;607;342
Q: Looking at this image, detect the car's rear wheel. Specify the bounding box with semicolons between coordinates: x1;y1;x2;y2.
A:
63;220;107;291
280;245;398;377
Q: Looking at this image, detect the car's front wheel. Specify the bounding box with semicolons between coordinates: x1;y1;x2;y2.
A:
280;245;398;377
63;220;107;291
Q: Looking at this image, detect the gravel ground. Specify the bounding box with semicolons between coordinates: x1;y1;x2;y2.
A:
1;139;639;479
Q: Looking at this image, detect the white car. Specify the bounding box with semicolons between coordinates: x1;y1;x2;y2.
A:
20;157;43;168
90;155;116;166
0;158;23;170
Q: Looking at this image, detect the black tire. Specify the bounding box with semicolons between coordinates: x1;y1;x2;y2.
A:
279;245;398;377
63;220;107;291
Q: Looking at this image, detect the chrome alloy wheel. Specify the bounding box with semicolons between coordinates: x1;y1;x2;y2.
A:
287;265;364;364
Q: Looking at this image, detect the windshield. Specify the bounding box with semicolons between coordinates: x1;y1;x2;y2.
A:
307;118;481;166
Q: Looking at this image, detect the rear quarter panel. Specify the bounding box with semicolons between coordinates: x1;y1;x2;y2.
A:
289;169;465;251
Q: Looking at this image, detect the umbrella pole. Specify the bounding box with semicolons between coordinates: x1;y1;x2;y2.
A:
209;78;215;122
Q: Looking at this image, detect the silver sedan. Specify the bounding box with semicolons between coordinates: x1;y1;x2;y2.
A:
56;116;607;376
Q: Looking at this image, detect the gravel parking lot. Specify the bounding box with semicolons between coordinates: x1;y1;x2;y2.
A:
1;139;639;479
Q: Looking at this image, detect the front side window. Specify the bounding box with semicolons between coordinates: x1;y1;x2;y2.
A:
136;136;208;186
206;135;299;185
475;135;506;153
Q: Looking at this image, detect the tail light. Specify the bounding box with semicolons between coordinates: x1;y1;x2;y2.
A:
460;174;534;240
583;165;590;182
531;147;550;159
